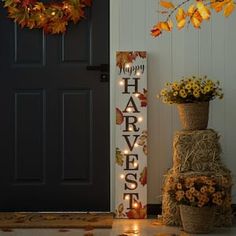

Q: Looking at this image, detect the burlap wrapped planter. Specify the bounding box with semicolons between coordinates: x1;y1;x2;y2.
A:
162;170;233;227
177;102;209;130
180;205;215;234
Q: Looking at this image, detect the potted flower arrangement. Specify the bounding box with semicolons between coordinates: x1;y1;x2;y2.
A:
157;76;223;130
168;175;232;233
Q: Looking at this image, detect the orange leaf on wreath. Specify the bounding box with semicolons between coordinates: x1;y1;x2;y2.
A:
126;201;147;219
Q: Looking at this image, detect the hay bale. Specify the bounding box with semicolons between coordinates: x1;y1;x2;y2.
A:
172;129;228;173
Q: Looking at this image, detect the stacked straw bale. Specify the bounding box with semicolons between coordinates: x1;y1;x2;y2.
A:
162;129;232;227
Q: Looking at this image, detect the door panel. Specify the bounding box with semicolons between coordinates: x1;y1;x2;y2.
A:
0;0;109;211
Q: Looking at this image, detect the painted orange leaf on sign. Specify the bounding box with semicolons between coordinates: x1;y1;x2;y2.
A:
126;201;147;219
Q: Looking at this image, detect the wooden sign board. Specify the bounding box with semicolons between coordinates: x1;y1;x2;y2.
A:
115;51;147;219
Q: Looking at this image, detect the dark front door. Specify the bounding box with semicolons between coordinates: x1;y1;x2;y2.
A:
0;0;109;211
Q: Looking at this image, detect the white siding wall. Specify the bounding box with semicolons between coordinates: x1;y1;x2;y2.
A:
110;0;236;205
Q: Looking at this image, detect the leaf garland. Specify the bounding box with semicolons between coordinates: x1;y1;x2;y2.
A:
151;0;236;37
2;0;92;34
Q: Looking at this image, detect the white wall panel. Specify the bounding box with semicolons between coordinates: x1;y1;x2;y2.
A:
111;0;236;204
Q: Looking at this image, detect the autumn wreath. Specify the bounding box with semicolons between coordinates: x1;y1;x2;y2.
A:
2;0;92;34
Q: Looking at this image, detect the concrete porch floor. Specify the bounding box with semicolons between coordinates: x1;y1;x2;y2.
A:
0;219;235;236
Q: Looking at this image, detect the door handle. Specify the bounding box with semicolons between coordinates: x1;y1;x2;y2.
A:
86;64;109;73
86;64;109;82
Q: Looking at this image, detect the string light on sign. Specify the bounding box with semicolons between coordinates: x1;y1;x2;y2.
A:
130;183;136;189
120;174;125;179
138;117;143;122
133;162;138;168
119;80;124;86
124;150;129;155
126;107;133;113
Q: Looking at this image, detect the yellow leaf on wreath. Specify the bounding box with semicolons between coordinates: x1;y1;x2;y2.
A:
33;2;45;11
224;0;235;17
197;2;211;20
160;1;175;9
176;7;185;22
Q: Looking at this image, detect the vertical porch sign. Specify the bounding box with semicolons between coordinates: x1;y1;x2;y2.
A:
115;51;147;219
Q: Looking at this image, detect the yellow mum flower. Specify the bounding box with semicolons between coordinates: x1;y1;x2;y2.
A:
163;98;168;103
206;79;213;85
208;186;215;193
160;89;168;96
173;91;178;96
198;201;205;208
200;186;208;193
193;90;200;98
193;190;200;197
216;199;223;206
185;83;192;90
176;190;185;196
204;85;211;93
201;89;206;94
186;190;192;199
189;196;195;202
177;183;182;189
189;187;195;194
172;82;180;90
179;89;187;98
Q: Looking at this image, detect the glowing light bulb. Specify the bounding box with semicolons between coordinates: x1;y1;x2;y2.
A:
136;71;141;76
131;183;136;189
138;117;143;122
128;126;133;131
119;80;124;86
124;150;129;154
126;107;132;112
134;93;139;97
120;174;125;179
125;195;130;200
133;202;138;208
51;11;56;16
134;143;139;148
133;162;138;168
125;63;131;68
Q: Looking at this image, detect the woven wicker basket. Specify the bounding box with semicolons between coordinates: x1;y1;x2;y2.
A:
180;205;215;234
177;102;209;130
